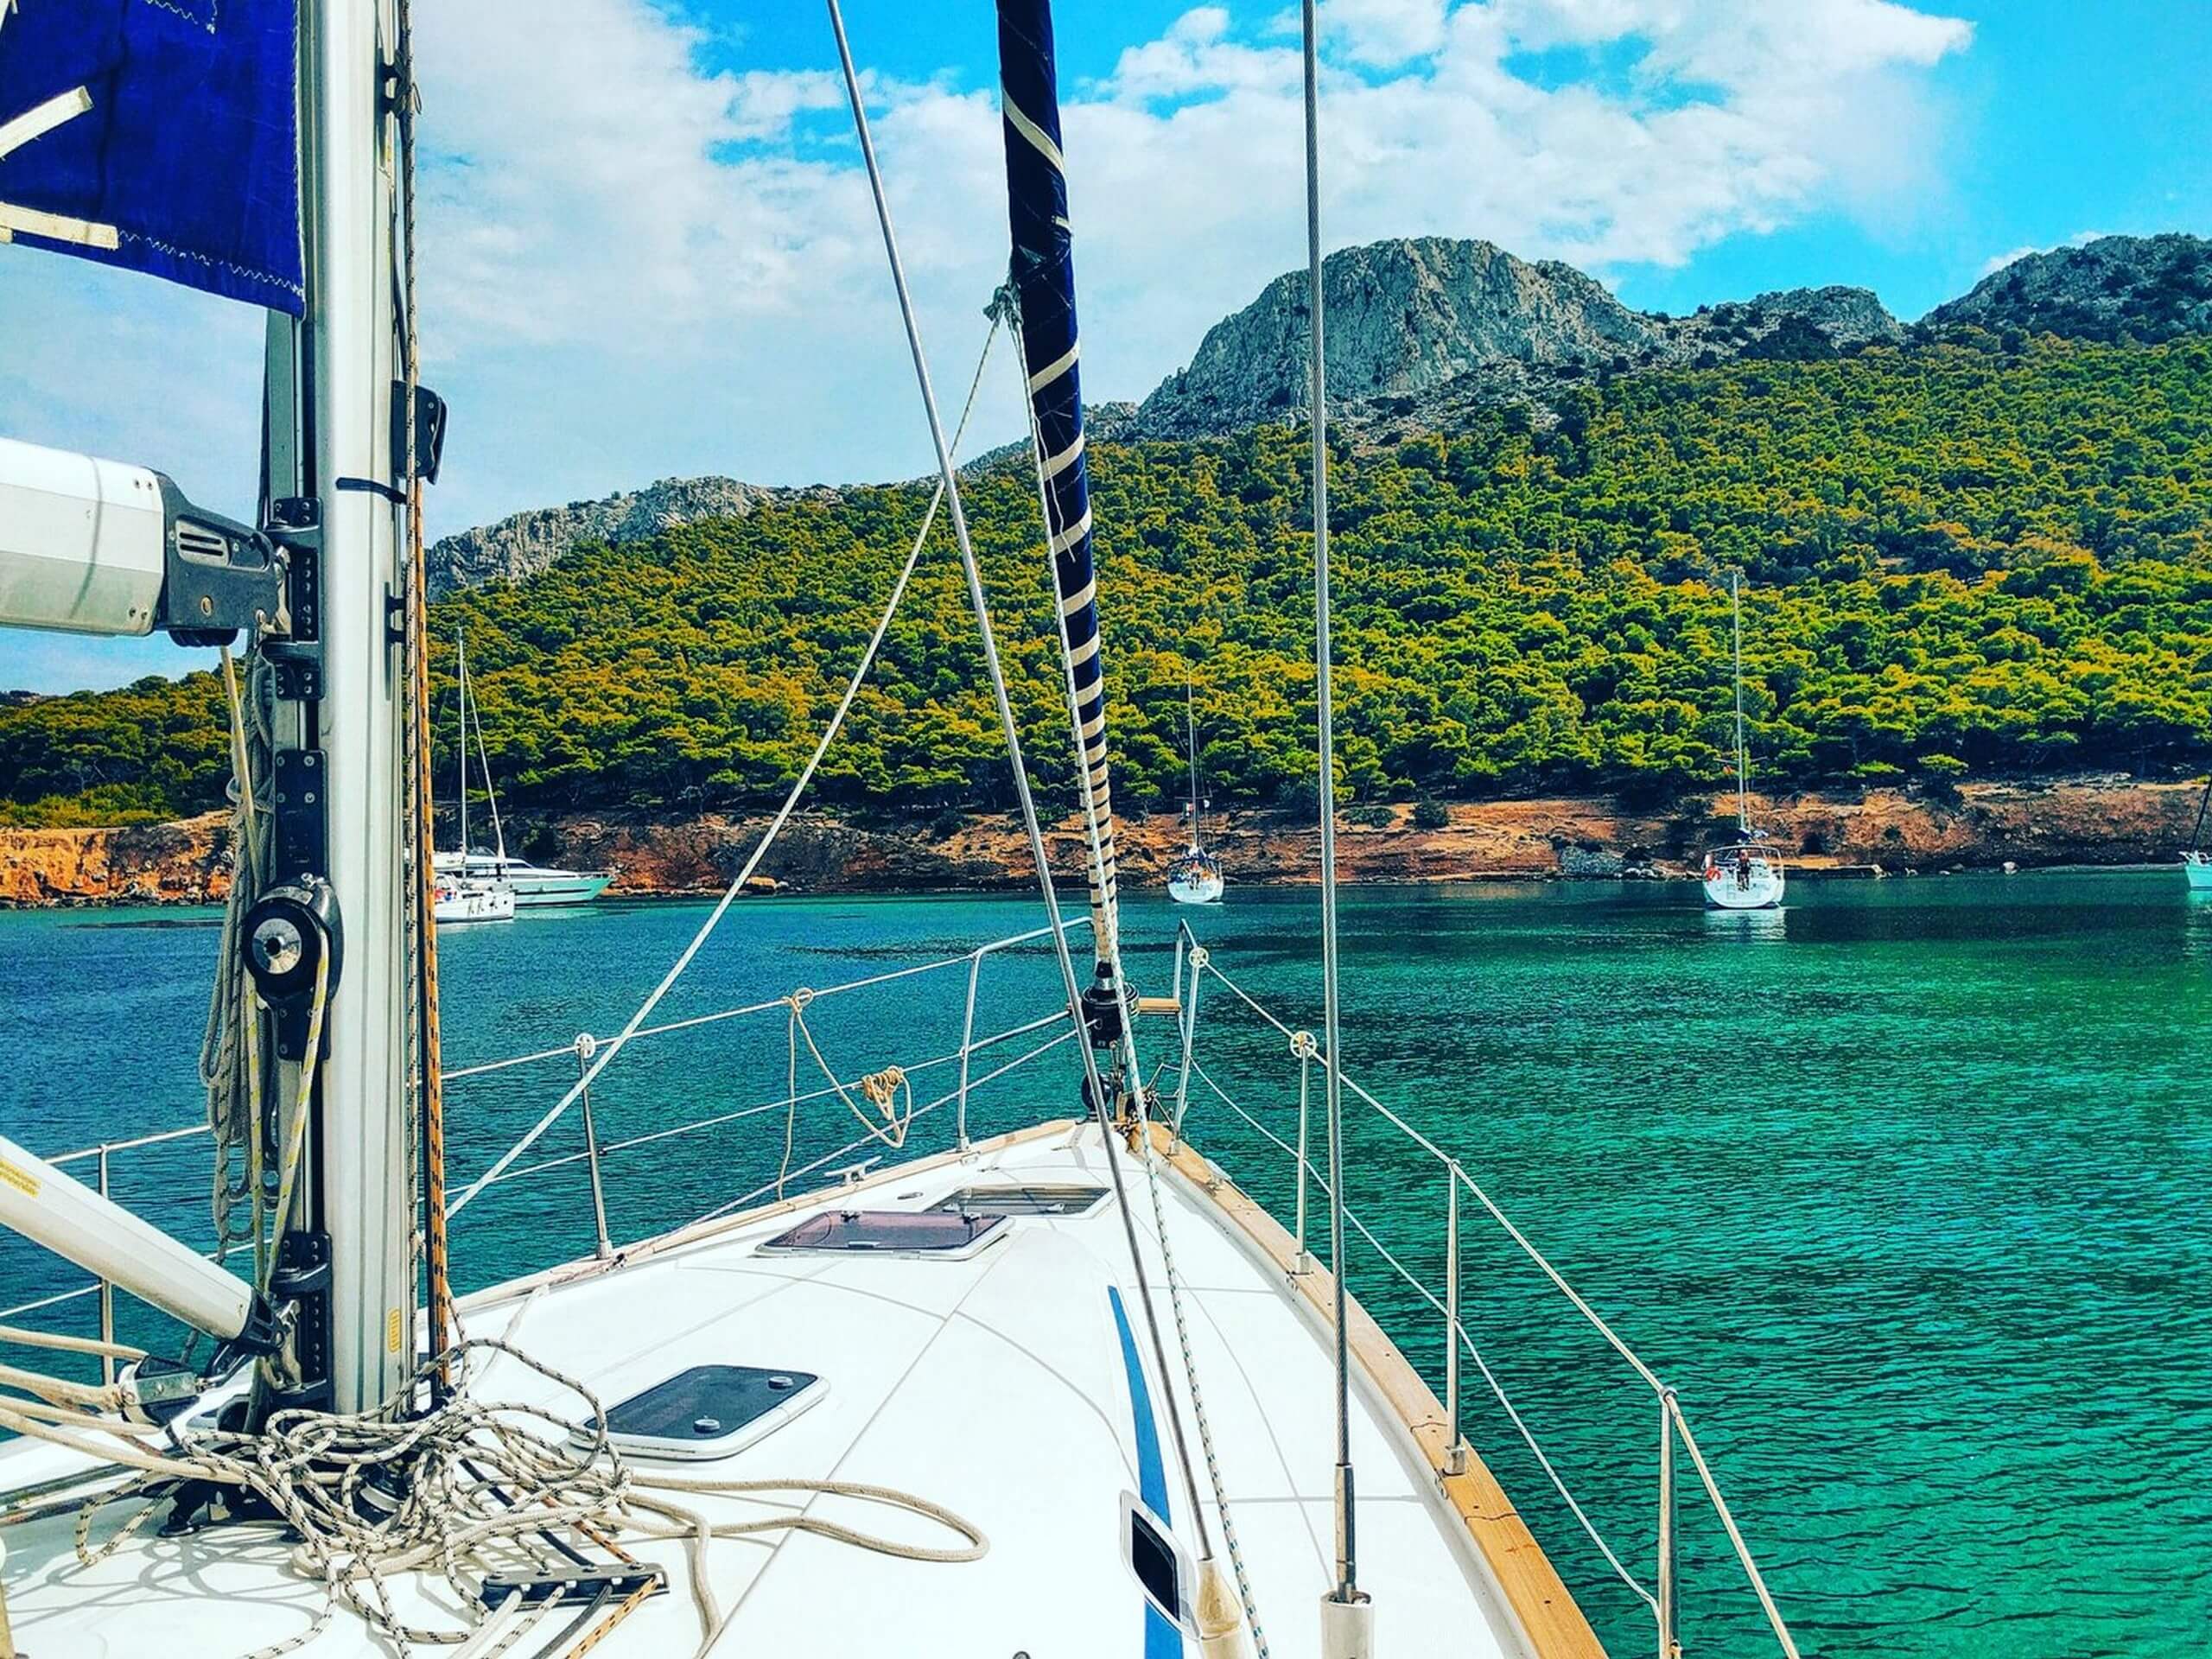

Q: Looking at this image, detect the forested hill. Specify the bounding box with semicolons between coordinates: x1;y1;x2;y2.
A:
6;334;2212;827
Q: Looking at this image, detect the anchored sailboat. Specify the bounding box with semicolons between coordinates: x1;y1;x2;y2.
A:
2184;774;2212;889
1168;682;1225;905
434;630;516;924
432;631;613;907
0;4;1810;1658
1702;571;1786;911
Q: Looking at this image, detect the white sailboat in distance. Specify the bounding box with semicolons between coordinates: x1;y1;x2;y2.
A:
1167;680;1224;905
434;630;515;925
1702;570;1787;910
2184;772;2212;888
432;630;613;906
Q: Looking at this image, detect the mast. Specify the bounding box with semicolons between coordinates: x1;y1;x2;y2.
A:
1732;570;1751;836
1186;679;1202;851
469;666;509;864
2193;772;2212;854
454;630;469;858
297;0;413;1413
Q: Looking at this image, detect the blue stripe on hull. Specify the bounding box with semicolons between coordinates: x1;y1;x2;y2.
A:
1109;1287;1183;1658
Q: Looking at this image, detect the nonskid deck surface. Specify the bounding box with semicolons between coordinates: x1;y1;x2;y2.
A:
0;1123;1540;1657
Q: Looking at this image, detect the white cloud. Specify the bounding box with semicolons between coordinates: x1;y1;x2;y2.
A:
0;0;1974;690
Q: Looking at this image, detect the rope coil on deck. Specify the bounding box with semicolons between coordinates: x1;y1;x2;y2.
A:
9;1338;986;1659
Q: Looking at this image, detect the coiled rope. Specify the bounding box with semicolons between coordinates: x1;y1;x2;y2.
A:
3;1338;984;1659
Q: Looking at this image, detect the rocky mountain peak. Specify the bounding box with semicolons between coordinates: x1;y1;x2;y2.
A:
1131;238;1904;441
1922;233;2212;342
1135;238;1656;439
428;474;838;596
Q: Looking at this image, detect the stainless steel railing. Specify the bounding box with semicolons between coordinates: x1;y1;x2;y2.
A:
1;917;1090;1370
1170;925;1802;1659
4;910;1801;1659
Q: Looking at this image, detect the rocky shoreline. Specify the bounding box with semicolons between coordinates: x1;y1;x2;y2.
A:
1;776;2203;908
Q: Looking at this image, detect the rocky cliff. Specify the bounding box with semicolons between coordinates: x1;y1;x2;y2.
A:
427;475;841;596
1132;238;1904;440
7;780;2201;906
1923;233;2212;344
0;813;232;906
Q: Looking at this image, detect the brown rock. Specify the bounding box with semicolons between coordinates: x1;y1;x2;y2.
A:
2;777;2201;907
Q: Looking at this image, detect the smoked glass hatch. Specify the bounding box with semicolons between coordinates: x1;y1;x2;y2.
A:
758;1208;1007;1256
584;1363;825;1461
931;1183;1109;1217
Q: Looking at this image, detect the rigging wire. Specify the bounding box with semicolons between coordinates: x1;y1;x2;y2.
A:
822;11;1237;1640
466;650;509;863
1002;288;1258;1646
448;308;1005;1219
1300;0;1365;1617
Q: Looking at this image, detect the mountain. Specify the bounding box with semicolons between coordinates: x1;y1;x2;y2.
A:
416;235;2212;594
1923;233;2212;343
1131;238;1904;440
14;332;2212;830
429;475;840;596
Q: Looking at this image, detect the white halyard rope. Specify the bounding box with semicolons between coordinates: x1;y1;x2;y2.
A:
1000;287;1267;1650
204;647;276;1272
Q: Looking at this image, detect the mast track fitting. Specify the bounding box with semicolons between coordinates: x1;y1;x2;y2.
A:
261;494;324;699
272;749;331;885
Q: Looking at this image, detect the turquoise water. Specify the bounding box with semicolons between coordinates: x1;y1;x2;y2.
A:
3;874;2209;1657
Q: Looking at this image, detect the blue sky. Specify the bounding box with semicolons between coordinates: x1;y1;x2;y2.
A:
3;0;2207;693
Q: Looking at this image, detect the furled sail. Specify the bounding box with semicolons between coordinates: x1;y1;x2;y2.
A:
0;0;303;313
995;0;1123;969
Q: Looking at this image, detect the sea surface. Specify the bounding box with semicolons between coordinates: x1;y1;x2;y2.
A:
2;874;2208;1659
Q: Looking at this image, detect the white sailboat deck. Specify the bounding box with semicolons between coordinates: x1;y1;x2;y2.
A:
0;1120;1593;1658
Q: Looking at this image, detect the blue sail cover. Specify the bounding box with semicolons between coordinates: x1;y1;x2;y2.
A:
0;0;302;313
997;0;1122;963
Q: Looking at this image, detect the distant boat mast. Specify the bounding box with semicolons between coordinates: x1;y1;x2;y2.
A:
1185;678;1203;848
1732;569;1751;836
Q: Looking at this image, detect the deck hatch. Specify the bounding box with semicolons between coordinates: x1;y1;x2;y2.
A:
757;1208;1007;1258
931;1183;1109;1217
582;1363;825;1461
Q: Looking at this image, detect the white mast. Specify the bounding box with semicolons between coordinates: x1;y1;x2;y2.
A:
302;0;413;1413
1732;570;1750;835
1185;679;1202;852
465;643;509;865
454;629;469;859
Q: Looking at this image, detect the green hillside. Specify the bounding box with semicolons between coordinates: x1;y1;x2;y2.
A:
8;333;2212;828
